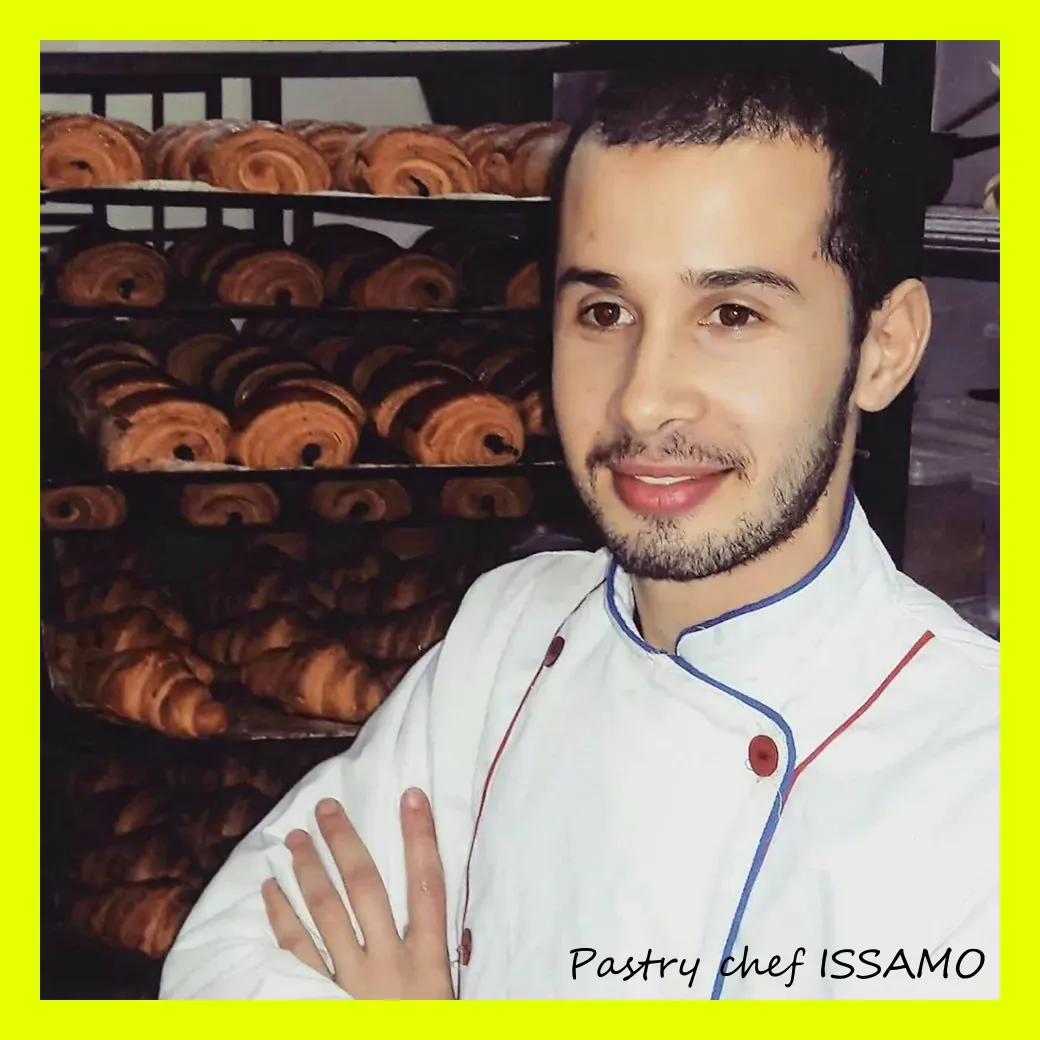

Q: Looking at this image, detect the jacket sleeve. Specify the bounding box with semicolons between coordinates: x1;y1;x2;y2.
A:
159;646;447;1000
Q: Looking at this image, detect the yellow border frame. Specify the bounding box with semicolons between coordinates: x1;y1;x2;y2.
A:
21;19;1021;1035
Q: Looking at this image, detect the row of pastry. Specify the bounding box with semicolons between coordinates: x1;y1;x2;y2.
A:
45;224;543;310
42;474;534;531
55;746;331;964
45;318;552;470
42;115;569;197
46;528;485;736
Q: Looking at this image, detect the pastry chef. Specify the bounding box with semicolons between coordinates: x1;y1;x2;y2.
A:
161;43;999;1000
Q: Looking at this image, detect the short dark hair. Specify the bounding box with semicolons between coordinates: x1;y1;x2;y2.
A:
557;43;931;347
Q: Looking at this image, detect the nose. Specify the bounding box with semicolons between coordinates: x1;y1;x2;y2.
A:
614;323;708;436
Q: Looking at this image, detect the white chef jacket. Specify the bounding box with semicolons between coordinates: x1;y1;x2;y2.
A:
160;494;999;1000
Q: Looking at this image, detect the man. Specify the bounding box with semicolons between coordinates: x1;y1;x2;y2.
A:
161;43;999;1000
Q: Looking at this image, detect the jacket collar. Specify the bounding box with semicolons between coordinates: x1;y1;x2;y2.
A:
602;492;906;748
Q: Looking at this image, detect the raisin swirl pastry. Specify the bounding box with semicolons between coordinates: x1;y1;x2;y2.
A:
344;127;477;196
337;249;459;309
41;113;147;189
286;119;367;171
41;485;127;530
52;236;169;308
191;121;332;193
440;476;533;518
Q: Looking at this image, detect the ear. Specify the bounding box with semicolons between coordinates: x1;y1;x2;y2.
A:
854;279;932;413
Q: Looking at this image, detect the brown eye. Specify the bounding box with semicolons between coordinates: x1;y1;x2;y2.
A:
580;301;634;329
716;304;756;328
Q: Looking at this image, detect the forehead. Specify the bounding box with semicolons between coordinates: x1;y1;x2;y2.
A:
559;135;836;275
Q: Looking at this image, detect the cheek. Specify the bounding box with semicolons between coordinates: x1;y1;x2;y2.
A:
552;340;615;446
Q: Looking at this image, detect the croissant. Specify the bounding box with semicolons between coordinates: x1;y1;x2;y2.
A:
55;239;169;308
340;251;459;309
192;122;332;193
306;552;382;611
287;120;367;171
110;789;170;837
249;532;310;562
310;479;412;523
350;599;455;661
229;384;363;470
180;482;280;526
377;564;467;614
197;604;318;668
41;485;127;530
440;476;533;518
63;575;184;630
244;640;388;722
64;756;149;797
41;113;146;189
377;659;414;691
210;567;321;622
81;648;229;738
163;756;285;799
70;880;196;959
346;127;477;196
177;785;274;853
75;829;196;888
51;605;195;679
97;389;231;470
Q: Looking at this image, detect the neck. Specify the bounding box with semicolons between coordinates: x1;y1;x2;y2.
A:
632;480;851;653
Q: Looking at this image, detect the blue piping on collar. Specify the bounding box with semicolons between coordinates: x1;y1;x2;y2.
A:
604;567;798;1000
676;485;856;640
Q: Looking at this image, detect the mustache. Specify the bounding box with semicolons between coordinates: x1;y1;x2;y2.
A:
585;432;748;473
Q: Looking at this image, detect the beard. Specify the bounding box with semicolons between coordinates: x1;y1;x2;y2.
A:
573;356;858;582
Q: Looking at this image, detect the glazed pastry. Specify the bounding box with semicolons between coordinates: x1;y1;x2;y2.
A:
75;829;196;888
80;648;229;738
41;113;146;189
243;640;388;723
206;344;316;410
509;123;569;196
180;483;280;526
96;389;231;470
340;250;459;309
132;318;238;386
70;880;196;959
197;604;318;668
473;122;568;195
287;120;367;171
310;479;411;523
346;128;478;196
390;382;526;465
228;382;363;470
211;248;325;308
350;598;455;661
166;227;254;282
41;485;127;530
143;120;236;179
440;476;533;518
458;123;511;190
191;122;332;193
54;239;169;307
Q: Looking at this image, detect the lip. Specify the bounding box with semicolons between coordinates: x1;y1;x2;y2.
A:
610;467;730;517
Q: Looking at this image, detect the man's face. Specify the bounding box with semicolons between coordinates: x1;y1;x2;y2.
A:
552;134;860;581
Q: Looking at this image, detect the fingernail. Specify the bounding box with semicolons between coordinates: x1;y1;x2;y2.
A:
285;829;310;850
403;787;426;810
316;798;339;817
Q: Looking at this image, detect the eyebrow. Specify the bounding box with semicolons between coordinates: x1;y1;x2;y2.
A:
680;266;803;298
554;266;622;297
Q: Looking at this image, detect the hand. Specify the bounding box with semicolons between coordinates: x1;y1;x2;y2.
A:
262;787;454;999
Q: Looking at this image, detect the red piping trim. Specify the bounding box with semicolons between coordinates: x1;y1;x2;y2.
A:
784;630;935;802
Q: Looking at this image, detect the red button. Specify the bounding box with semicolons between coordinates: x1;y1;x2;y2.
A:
543;635;565;667
459;927;472;966
748;735;779;777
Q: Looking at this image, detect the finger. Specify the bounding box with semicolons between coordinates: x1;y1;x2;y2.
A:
285;828;363;973
400;788;448;957
314;798;398;953
261;877;331;978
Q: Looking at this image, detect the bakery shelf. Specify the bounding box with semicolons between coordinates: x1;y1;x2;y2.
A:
40;300;546;323
923;205;999;253
41;186;549;227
